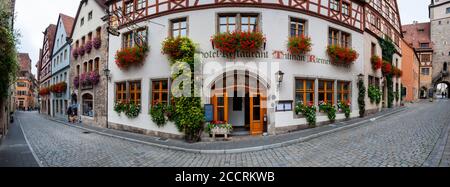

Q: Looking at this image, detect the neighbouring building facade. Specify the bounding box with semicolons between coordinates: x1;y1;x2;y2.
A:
15;53;38;110
0;0;16;137
37;24;57;116
402;22;433;99
400;40;420;102
69;0;109;127
104;0;403;138
50;14;74;119
430;0;450;96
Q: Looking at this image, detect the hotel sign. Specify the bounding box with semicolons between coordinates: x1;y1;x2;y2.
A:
200;50;348;67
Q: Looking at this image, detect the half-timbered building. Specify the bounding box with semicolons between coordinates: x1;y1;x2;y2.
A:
103;0;403;138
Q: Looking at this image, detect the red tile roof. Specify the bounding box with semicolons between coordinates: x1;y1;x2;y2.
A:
59;13;75;37
401;22;433;50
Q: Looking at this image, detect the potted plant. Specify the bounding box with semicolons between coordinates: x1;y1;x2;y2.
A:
326;45;359;65
115;46;149;70
287;35;312;55
295;101;317;127
319;101;336;122
371;55;382;70
337;100;351;119
368;85;382;104
206;121;233;138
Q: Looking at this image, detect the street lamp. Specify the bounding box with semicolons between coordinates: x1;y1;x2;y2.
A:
276;70;284;88
357;73;364;82
103;67;111;82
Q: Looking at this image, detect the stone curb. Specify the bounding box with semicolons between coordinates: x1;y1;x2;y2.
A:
45;107;406;154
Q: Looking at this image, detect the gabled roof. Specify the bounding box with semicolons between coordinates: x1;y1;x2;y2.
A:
60;13;75;37
402;22;433;51
69;0;108;39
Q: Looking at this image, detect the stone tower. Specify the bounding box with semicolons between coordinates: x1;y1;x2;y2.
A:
430;0;450;95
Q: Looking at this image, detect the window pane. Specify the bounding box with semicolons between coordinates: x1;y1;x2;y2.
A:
306;81;313;90
217;97;224;106
229;17;235;24
241;17;249;24
327;82;333;90
296;80;304;90
218;108;224;121
296;93;304;104
219;17;227;24
306;93;314;103
319;81;324;90
327;93;332;102
180;29;187;37
162;93;168;102
173;22;179;29
220;26;227;33
162;81;168;90
250;17;257;24
180;21;187;29
319;93;325;102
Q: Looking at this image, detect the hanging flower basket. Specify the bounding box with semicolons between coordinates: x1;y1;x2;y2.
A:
287;35;312;55
371;55;382;70
115;46;149;70
93;37;101;49
85;41;93;54
211;31;266;55
78;46;85;56
382;61;392;75
326;45;359;65
72;48;79;59
50;82;67;93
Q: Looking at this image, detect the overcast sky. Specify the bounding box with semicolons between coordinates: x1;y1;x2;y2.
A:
15;0;431;75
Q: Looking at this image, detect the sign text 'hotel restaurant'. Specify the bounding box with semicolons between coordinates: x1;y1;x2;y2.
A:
199;50;344;66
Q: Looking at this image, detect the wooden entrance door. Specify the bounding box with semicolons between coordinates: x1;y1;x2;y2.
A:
212;91;228;123
249;92;266;135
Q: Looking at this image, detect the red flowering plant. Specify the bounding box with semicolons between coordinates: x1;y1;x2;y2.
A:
326;45;359;66
393;67;403;78
382;61;392;75
211;31;266;56
370;55;383;70
115;46;149;70
72;48;79;59
93;37;101;49
161;37;195;62
39;87;50;96
50;82;67;93
85;41;93;54
287;35;312;55
78;46;85;56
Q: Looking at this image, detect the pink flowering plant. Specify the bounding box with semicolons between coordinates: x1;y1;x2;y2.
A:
85;41;93;54
78;46;85;56
93;37;101;49
79;71;100;86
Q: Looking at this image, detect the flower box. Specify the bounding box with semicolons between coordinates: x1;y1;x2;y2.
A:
161;37;195;61
371;55;382;70
50;82;67;94
39;87;50;96
206;121;233;139
392;67;402;78
115;46;149;70
211;31;266;55
326;45;359;65
287;35;312;55
78;71;100;89
85;41;93;54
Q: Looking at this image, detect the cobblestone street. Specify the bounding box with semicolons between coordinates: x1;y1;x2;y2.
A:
4;100;450;167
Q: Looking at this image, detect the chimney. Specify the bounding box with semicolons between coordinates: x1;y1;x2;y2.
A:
413;21;418;24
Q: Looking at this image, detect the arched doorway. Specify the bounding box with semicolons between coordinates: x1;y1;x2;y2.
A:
82;93;94;117
210;70;268;135
436;82;450;99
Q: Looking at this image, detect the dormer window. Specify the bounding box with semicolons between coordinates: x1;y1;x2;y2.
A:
420;43;430;48
81;17;84;26
88;11;93;21
136;0;146;10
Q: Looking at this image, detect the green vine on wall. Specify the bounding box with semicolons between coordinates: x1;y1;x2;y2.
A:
379;36;396;108
358;79;366;117
0;10;19;100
